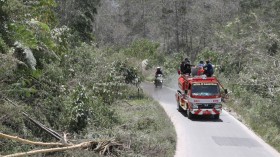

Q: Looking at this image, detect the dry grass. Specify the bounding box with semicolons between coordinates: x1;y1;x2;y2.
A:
111;97;176;157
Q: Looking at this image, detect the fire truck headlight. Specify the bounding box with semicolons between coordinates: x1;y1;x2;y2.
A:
192;103;198;109
214;104;222;109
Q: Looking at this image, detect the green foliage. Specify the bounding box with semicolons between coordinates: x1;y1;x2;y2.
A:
9;23;37;48
240;0;262;12
162;53;183;76
122;39;160;60
92;59;140;104
136;117;157;131
0;53;16;81
1;0;59;67
0;1;177;156
66;84;118;133
113;99;176;156
114;60;141;85
29;19;56;50
196;49;220;64
51;26;71;55
55;0;100;43
68;85;91;133
0;36;9;54
0;101;32;155
30;0;57;27
214;1;280;152
119;39;165;73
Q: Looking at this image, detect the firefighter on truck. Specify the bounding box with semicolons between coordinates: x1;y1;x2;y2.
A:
176;59;228;119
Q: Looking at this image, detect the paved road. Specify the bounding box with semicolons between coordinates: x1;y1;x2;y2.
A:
141;82;280;157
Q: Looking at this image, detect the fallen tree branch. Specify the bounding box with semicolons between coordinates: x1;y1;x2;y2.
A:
1;132;125;157
4;97;63;141
2;140;124;157
22;112;62;141
3;142;91;157
0;133;67;147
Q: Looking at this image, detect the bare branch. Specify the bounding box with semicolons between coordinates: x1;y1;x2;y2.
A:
0;133;124;157
0;133;67;147
3;143;87;157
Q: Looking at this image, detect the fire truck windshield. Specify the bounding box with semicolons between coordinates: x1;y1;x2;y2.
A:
191;83;220;96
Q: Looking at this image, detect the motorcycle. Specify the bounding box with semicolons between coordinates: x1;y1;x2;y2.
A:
154;74;163;88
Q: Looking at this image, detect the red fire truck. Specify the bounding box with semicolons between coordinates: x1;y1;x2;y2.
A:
175;75;227;119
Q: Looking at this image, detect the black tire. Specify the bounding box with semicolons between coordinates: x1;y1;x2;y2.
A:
214;114;220;120
187;110;193;119
177;101;184;112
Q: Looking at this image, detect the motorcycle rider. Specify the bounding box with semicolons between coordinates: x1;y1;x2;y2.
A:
155;67;163;77
155;67;163;85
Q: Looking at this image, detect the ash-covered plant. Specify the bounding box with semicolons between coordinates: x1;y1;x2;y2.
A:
51;25;72;55
0;36;9;54
92;59;142;104
68;84;92;133
14;41;36;70
66;84;118;133
115;60;141;85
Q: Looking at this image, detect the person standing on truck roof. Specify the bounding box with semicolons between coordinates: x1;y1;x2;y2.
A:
196;60;205;76
180;58;193;75
203;60;214;77
197;60;205;68
197;66;204;75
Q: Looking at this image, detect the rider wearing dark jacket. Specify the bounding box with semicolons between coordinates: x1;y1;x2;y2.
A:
155;67;163;85
180;58;192;75
203;60;214;77
155;67;163;76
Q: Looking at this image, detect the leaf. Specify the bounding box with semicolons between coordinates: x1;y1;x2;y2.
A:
31;70;42;79
31;19;51;32
9;23;38;48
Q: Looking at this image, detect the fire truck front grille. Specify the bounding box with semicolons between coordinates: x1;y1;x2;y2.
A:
199;104;214;109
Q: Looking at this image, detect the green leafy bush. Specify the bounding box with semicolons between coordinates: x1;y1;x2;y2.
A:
0;36;9;54
122;39;160;60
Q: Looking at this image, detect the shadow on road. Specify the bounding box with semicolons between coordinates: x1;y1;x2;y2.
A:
177;109;223;122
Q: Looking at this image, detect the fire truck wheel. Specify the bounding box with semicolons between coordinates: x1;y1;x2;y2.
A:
177;101;184;112
187;110;193;119
214;114;220;119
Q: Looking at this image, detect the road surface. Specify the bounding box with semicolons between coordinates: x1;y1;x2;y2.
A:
141;82;280;157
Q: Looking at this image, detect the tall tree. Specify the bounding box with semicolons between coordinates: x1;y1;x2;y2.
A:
55;0;100;43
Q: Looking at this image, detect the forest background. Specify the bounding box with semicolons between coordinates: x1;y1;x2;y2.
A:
0;0;280;156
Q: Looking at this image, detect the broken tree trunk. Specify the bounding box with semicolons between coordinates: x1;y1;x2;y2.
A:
0;132;125;157
4;97;63;141
0;133;67;147
22;112;62;141
2;142;94;157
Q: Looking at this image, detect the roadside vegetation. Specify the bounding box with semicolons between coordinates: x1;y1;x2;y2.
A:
1;0;280;156
214;1;280;151
0;0;175;156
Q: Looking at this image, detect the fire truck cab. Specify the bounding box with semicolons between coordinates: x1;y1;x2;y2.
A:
175;75;226;119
